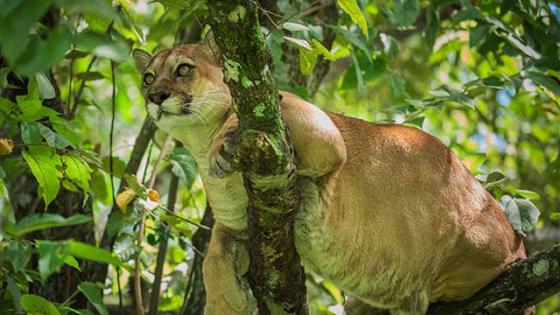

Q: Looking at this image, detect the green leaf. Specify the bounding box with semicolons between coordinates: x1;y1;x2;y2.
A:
516;199;540;233
21;145;63;208
351;53;365;95
37;123;72;149
124;174;147;197
0;0;53;65
15;25;73;75
311;39;335;61
501;195;540;235
20;294;60;315
5;214;91;237
337;0;368;37
168;147;197;188
282;22;310;32
16;78;42;117
64;255;81;271
387;0;420;27
388;73;406;98
514;189;540;200
0;241;31;272
62;153;92;192
425;6;438;50
37;241;71;282
76;31;129;63
299;47;318;75
55;0;117;19
527;69;560;96
78;282;109;315
68;241;124;268
35;73;56;100
469;24;490;47
266;30;284;64
331;26;371;58
21;122;43;144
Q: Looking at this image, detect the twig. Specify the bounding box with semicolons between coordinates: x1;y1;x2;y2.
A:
148;173;179;315
134;135;173;315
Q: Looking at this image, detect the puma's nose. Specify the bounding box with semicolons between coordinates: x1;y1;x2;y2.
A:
148;91;170;105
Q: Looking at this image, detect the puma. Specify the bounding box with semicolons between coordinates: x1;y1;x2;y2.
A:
133;44;529;315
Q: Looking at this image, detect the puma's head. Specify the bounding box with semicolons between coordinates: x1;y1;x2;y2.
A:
133;44;231;130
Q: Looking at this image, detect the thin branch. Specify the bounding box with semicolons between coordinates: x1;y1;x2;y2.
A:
134;135;173;315
148;172;179;315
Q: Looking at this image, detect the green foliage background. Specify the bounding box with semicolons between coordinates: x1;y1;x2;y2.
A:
0;0;559;314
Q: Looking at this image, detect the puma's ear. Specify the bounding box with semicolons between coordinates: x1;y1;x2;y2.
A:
199;31;221;65
133;48;152;73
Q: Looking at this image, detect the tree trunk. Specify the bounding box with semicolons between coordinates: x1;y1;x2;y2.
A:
207;1;308;314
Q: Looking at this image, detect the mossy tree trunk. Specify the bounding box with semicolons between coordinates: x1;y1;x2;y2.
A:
207;1;308;314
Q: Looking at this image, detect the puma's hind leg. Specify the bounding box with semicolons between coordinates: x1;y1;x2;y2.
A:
203;223;256;315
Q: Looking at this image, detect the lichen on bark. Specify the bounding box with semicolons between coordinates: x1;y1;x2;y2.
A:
207;1;308;314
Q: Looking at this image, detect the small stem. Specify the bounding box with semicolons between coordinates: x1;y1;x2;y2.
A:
134;135;173;315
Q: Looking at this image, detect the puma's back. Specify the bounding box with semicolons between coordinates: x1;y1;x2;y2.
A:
292;106;525;310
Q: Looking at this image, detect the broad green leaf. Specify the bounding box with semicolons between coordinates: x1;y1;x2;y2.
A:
35;73;55;100
501;196;540;235
386;0;420;27
425;6;438;50
331;26;371;58
516;199;540;233
388;73;406;98
284;36;312;50
124;174;147;197
21;121;43;144
337;0;368;37
16;25;73;75
36;241;70;282
299;47;318;75
21;145;63;208
64;255;81;271
20;294;60;315
55;0;117;19
168;147;197;188
62;153;92;192
0;241;31;272
16;78;42;117
76;31;129;63
469;24;490;47
0;0;53;64
37;123;72;149
514;189;540;200
311;39;335;61
282;22;310;32
5;213;91;237
266;30;285;64
527;69;560;96
68;241;124;268
77;282;109;315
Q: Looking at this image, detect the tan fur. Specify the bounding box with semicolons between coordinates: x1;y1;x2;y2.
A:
134;44;527;315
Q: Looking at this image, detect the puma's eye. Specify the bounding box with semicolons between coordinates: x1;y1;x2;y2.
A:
177;63;193;77
143;73;155;85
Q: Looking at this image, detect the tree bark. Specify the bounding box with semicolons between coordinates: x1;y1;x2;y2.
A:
428;242;560;314
207;1;308;314
181;205;215;315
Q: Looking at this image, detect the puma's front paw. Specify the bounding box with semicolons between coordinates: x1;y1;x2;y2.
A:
209;130;239;178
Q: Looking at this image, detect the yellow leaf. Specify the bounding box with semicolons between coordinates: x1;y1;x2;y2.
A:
337;0;369;37
116;188;136;212
0;138;14;155
147;189;160;202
